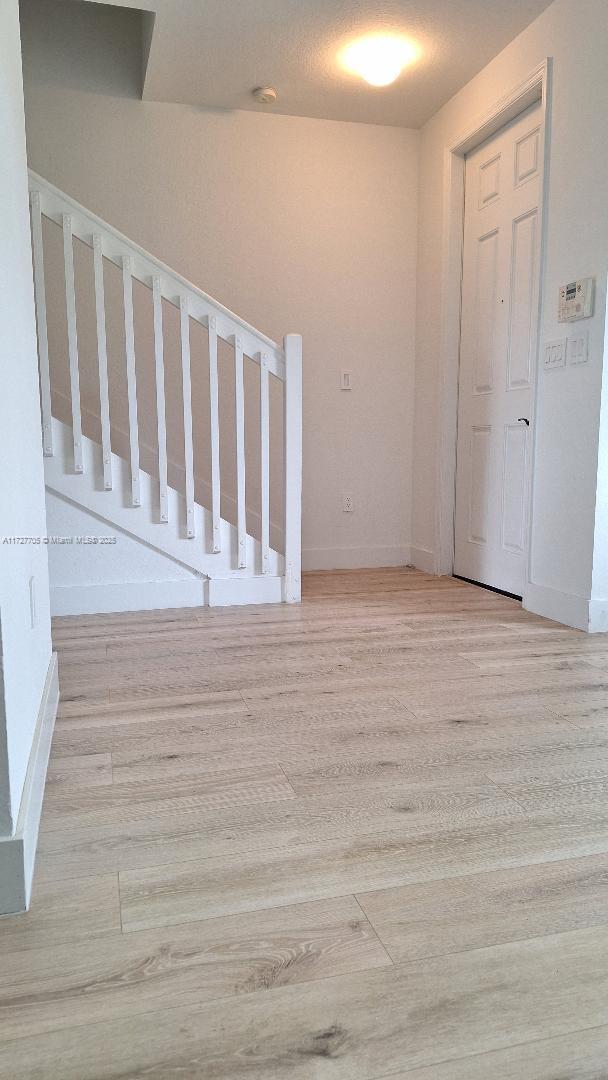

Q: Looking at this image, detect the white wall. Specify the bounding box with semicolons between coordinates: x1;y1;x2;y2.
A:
45;492;207;615
0;0;52;834
590;289;608;626
411;0;608;625
20;0;419;573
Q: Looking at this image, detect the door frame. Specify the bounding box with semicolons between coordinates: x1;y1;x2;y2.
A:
434;59;552;605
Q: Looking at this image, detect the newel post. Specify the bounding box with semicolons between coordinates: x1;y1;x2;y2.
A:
283;333;302;603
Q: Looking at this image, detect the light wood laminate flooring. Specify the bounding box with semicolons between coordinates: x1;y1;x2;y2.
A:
2;568;608;1078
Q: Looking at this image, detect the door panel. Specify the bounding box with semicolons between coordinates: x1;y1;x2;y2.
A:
507;209;537;390
478;153;501;208
514;126;541;187
454;101;542;596
501;423;528;553
469;425;492;544
473;230;499;394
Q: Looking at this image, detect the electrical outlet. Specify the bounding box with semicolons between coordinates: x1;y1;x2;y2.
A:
343;494;354;513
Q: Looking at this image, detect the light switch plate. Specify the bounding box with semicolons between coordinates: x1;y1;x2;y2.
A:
568;331;589;365
543;338;567;371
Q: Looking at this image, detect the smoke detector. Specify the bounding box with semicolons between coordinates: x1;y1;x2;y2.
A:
252;86;278;104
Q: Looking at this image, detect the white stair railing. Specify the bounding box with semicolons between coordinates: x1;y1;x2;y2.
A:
92;234;112;491
28;170;302;602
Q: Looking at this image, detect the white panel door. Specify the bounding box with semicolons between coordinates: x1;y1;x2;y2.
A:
454;102;542;596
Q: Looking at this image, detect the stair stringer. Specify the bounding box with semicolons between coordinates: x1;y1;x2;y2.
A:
45;419;284;606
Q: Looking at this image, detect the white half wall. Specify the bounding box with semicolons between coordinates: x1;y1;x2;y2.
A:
46;493;208;615
0;0;56;912
20;0;419;574
411;0;608;630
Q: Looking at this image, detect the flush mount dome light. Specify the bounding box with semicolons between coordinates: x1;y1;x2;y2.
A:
252;86;278;104
340;34;418;87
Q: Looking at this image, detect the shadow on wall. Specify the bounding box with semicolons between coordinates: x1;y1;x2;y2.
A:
19;0;150;100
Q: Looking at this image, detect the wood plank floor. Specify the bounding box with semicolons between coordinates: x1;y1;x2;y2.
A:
2;567;608;1078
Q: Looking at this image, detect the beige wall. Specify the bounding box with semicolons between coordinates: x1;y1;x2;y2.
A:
411;0;608;619
21;0;419;570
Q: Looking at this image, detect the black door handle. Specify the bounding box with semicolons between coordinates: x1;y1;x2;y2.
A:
517;418;530;426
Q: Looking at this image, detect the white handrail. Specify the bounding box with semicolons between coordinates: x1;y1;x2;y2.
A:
28;170;285;380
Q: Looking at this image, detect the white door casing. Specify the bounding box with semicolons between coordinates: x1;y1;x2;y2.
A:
454;101;542;596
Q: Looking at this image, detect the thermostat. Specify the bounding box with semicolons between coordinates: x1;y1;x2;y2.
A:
558;277;594;322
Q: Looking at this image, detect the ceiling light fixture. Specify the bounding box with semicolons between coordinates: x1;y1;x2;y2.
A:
340;34;419;87
252;86;278;104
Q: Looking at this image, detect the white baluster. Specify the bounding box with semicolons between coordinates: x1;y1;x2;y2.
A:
62;213;83;473
260;351;270;574
180;296;195;538
92;235;112;490
234;335;246;568
284;334;302;602
121;255;140;506
208;316;221;553
30;192;52;456
153;277;168;523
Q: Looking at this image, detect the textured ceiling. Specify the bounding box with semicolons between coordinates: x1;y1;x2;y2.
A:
78;0;554;128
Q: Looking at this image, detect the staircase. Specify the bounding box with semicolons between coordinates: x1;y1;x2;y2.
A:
28;171;302;614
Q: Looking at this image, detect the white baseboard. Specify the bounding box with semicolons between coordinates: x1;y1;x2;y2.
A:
302;545;411;571
208;575;284;607
523;581;607;633
409;545;437;574
0;653;59;915
51;578;208;616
